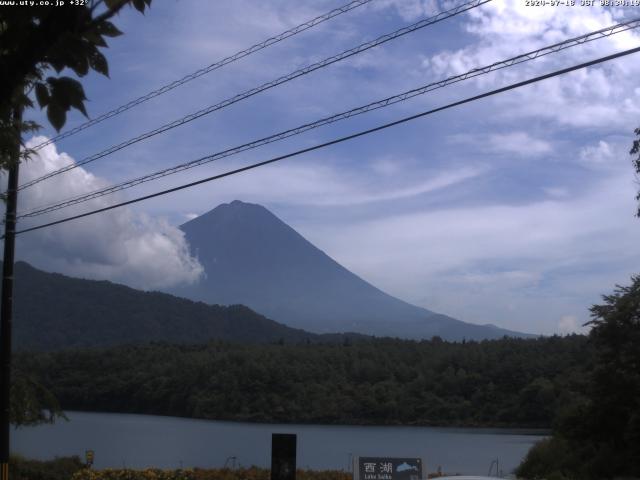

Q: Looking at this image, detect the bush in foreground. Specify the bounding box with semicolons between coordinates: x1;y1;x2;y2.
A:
72;467;351;480
10;455;85;480
515;437;584;479
9;457;350;480
517;276;640;479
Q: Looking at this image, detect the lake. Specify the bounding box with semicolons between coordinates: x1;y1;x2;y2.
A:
14;411;547;476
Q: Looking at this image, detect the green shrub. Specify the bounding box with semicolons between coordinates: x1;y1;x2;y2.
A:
10;455;85;480
71;467;350;480
515;437;589;480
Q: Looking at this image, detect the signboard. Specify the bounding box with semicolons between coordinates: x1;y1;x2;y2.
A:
355;457;423;480
85;450;94;467
271;433;296;480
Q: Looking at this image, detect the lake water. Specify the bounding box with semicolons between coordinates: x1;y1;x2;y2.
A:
14;411;547;476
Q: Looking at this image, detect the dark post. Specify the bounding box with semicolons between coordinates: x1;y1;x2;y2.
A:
271;433;296;480
0;108;22;480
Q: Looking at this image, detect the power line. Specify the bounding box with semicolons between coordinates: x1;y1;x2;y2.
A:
17;17;640;219
30;0;375;152
13;45;640;237
17;0;491;192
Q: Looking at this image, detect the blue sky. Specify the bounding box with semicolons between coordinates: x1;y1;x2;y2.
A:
13;0;640;335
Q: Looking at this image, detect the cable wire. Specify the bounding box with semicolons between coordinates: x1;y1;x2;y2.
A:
18;17;640;219
17;0;491;191
30;0;375;152
13;45;640;237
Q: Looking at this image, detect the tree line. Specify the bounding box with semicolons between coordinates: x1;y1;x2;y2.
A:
18;334;591;428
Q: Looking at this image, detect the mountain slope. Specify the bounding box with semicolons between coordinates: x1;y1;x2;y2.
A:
9;261;337;351
175;200;530;340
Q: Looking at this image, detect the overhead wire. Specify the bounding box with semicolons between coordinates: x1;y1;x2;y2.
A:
17;17;640;219
30;0;376;152
17;0;491;191
12;44;640;237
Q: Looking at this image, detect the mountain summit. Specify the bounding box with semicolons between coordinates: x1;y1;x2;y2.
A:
175;200;529;340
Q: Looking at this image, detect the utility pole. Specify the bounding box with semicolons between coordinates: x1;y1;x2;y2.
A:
0;107;22;480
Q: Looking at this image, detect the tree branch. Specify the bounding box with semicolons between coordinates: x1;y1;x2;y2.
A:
90;0;130;26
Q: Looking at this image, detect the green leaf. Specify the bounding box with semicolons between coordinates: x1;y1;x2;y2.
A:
34;82;50;108
21;121;41;134
96;20;123;38
104;0;122;9
21;95;34;109
47;77;89;118
48;77;87;101
69;50;89;77
48;57;65;74
46;34;91;77
132;0;146;12
46;103;66;132
69;96;88;118
83;30;108;48
88;49;109;77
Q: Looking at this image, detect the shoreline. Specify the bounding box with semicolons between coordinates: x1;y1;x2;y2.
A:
29;409;552;435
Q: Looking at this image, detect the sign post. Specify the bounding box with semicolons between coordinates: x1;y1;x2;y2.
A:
354;457;423;480
85;450;94;468
271;433;296;480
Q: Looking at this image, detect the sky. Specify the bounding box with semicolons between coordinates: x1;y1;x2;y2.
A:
9;0;640;335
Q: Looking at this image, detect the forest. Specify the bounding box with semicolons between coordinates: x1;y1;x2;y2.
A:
18;335;590;428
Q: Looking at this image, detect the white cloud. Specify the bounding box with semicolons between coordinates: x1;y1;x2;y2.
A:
488;132;552;156
303;165;484;206
543;187;570;199
579;140;614;167
372;0;441;21
558;314;587;334
142;155;486;211
370;157;405;175
424;0;640;129
8;137;204;290
450;131;552;157
573;138;636;175
459;270;541;287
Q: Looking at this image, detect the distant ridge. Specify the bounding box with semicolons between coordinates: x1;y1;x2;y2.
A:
8;261;362;351
174;200;532;341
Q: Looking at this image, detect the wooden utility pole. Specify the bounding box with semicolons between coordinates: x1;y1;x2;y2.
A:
0;107;22;480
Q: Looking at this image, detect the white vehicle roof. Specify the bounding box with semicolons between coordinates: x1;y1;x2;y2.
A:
434;477;502;480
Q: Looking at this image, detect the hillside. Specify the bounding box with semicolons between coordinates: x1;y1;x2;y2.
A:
9;261;341;351
174;200;531;341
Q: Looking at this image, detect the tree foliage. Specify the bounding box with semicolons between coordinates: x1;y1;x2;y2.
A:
631;129;640;216
1;0;152;426
10;455;85;480
583;276;640;476
71;467;351;480
0;0;152;169
517;276;640;479
19;335;591;428
9;366;66;427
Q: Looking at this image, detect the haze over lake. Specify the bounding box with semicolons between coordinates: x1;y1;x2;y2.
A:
14;412;547;476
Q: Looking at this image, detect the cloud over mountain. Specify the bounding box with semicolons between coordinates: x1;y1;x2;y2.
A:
5;138;203;290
